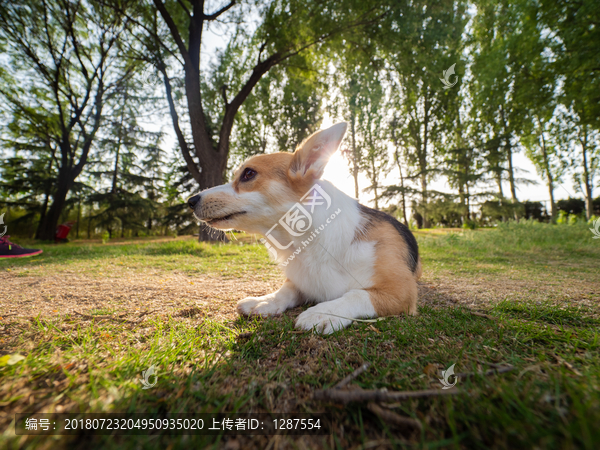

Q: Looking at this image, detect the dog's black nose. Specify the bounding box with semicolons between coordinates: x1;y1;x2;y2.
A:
187;194;201;209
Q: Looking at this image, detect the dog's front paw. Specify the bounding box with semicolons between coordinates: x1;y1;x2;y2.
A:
295;305;352;334
237;295;284;317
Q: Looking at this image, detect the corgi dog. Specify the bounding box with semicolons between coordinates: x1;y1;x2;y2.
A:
187;123;421;334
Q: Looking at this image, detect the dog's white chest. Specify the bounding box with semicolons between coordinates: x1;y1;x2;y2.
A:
285;240;376;302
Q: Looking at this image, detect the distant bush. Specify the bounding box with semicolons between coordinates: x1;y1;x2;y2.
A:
557;198;585;215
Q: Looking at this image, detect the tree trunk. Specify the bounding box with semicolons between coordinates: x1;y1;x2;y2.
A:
153;0;320;241
458;182;467;224
351;114;359;199
499;106;517;207
420;172;428;228
496;171;504;198
466;183;471;220
35;156;55;239
87;209;92;239
395;150;408;226
76;196;81;239
370;153;379;210
112;91;127;194
36;170;72;241
506;141;517;202
36;191;51;239
540;132;556;221
580;129;593;220
421;98;430;228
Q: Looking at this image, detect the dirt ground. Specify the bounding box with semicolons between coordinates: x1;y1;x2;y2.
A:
0;270;277;324
2;265;598;329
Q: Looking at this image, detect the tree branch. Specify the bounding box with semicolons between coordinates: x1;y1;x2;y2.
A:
158;62;202;183
334;363;371;389
314;387;462;404
220;84;229;106
204;1;236;20
367;403;422;430
152;0;190;64
217;52;283;156
176;0;191;18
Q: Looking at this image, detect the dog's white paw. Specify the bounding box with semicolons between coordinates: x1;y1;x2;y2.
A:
237;295;285;317
295;305;352;334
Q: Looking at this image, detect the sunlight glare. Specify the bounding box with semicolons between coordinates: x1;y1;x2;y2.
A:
322;151;358;200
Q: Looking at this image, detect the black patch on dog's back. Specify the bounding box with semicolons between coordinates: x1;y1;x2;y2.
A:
358;204;419;273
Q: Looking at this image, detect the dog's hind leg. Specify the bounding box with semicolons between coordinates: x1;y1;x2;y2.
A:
237;279;302;317
294;289;377;334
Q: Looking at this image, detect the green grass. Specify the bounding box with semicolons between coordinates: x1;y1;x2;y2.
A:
1;222;599;449
417;220;599;278
1;236;278;279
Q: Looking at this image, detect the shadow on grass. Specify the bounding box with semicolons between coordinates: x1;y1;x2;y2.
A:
6;302;600;450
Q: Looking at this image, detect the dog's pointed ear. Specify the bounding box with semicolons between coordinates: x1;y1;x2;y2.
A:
289;122;348;179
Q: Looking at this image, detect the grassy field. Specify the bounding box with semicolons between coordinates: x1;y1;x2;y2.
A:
1;221;599;449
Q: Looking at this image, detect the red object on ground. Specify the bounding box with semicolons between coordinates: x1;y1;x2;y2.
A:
55;222;76;243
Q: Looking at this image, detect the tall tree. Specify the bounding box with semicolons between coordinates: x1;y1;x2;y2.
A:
0;0;132;240
443;119;485;223
539;0;600;219
470;0;538;205
121;0;384;239
384;0;467;227
539;0;600;128
522;117;566;221
558;110;600;220
514;0;562;220
333;41;388;205
87;81;166;237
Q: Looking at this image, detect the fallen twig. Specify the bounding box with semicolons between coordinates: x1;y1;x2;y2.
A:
470;357;507;369
367;402;422;430
335;363;371;389
455;366;515;379
236;332;254;340
314;387;462;404
138;309;159;319
554;354;583;376
470;311;494;319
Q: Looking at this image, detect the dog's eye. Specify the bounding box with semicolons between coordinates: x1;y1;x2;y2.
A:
240;168;257;182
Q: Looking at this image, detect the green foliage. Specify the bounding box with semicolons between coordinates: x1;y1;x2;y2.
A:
0;0;134;239
383;0;468;223
228;53;326;166
2;0;600;236
481;199;525;223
